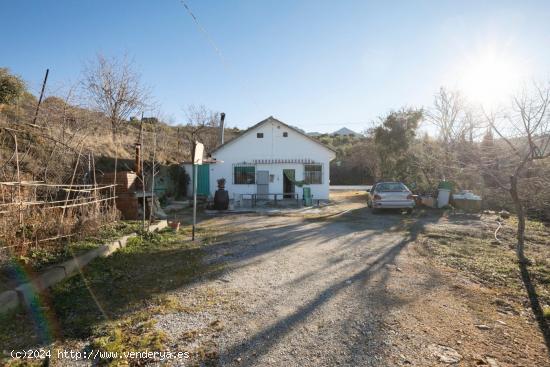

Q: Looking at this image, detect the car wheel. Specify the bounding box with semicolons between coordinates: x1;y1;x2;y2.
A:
405;208;413;214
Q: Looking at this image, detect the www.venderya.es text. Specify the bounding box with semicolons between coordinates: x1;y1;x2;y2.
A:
11;349;190;362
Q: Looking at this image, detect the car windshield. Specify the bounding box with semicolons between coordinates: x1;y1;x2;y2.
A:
376;182;408;192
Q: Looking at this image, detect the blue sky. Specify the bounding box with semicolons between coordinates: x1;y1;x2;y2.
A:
3;0;550;132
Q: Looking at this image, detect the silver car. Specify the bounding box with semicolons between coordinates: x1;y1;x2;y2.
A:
368;181;415;213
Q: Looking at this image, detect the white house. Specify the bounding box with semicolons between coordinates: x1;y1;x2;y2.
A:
209;116;336;200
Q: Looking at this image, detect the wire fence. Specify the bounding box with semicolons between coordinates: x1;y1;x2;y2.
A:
0;181;117;256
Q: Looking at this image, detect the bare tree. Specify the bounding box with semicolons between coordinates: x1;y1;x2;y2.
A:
484;81;550;349
426;87;467;146
82;54;149;201
183;105;220;160
426;87;485;182
485;81;550;262
82;54;149;138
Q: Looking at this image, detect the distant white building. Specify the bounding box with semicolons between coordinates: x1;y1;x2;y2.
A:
209;116;336;200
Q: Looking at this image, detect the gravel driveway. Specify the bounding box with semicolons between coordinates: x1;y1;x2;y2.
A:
157;196;550;366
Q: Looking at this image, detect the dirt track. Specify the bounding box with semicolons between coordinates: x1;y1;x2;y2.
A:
157;193;550;366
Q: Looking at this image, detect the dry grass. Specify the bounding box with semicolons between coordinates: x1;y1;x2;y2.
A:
417;213;550;305
0;185;123;295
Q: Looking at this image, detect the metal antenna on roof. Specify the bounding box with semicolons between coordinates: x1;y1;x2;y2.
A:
220;112;226;145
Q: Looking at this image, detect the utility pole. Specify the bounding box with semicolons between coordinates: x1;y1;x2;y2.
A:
32;68;49;125
192;141;204;241
139;112;145;232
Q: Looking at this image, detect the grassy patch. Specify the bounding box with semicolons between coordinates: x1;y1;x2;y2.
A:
90;307;168;366
418;214;550;305
0;221;142;293
0;226;223;365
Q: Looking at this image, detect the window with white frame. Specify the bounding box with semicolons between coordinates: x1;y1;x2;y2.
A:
304;164;322;184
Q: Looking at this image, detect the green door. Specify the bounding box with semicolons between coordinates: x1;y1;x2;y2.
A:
193;164;210;196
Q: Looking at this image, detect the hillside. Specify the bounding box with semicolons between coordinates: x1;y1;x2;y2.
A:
0;94;239;184
307;127;362;137
332;127;360;136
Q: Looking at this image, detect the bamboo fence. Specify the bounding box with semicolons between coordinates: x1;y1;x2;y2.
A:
0;181;117;254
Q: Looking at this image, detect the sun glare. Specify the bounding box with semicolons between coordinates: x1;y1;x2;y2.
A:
456;45;526;108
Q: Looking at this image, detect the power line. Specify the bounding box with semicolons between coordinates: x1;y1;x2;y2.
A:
180;0;229;71
178;0;262;115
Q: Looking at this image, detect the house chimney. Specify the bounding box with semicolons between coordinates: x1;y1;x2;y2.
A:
219;112;225;145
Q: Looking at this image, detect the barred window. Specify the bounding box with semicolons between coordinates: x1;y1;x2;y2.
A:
234;166;255;184
304;164;322;184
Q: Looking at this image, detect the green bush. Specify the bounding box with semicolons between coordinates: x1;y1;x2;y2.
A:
168;164;191;199
0;68;26;105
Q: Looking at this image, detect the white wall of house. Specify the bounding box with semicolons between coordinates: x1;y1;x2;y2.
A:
209;118;335;200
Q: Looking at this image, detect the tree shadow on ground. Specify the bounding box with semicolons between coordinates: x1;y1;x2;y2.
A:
0;211;392;351
216;209;443;366
519;260;550;355
206;207;410;276
1;205;443;366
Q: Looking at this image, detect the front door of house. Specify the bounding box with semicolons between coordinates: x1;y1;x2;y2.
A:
283;169;295;198
256;170;269;199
